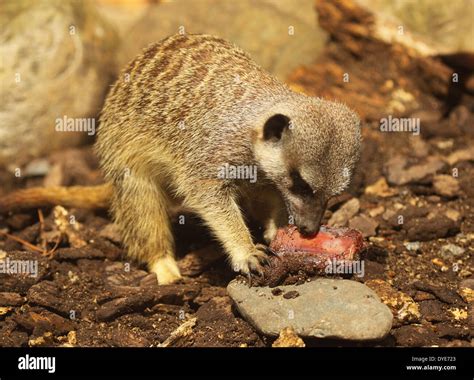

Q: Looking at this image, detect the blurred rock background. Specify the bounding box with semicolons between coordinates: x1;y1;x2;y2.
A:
0;0;117;167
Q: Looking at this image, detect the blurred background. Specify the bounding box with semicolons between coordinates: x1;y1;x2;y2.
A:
0;0;472;168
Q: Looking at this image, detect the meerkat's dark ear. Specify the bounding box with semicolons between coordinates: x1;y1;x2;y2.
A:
262;114;290;141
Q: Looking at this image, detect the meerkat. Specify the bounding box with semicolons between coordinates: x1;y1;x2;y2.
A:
0;34;361;285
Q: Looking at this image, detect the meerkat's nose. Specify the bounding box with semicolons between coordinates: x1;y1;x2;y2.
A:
298;223;321;238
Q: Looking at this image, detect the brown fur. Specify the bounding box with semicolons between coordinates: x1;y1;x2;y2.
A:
96;34;361;284
1;34;361;284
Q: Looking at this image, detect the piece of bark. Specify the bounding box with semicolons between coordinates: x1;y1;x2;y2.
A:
0;292;25;306
96;291;155;321
158;318;197;347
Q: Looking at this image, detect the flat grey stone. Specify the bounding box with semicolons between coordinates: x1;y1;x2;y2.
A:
227;278;393;340
440;243;465;259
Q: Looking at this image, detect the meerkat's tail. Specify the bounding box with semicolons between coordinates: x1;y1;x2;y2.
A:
0;183;113;214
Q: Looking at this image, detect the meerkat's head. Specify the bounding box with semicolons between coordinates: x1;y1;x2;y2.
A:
253;97;361;236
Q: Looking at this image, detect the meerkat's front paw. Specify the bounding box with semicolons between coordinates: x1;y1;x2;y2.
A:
149;256;182;285
231;244;270;282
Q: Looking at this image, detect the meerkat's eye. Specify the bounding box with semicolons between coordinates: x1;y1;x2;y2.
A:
289;170;313;196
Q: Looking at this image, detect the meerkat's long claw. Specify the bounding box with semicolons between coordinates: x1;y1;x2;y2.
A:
251;264;265;278
256;243;278;258
247;272;253;287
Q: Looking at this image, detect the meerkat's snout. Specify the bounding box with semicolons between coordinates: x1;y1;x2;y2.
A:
285;189;328;237
294;202;326;237
296;221;320;238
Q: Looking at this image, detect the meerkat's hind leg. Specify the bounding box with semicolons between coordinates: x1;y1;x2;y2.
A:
111;173;181;285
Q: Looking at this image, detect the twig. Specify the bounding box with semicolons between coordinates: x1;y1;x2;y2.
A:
38;209;46;251
0;230;45;254
46;235;62;256
38;209;44;231
158;318;197;347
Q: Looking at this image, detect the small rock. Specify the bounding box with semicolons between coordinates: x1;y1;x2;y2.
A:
431;258;449;272
435;140;453;150
272;327;305;347
440;244;465;259
23;159;51;177
28;332;54;347
445;147;474;165
382;208;396;222
404;242;421;252
404;215;460;241
385;156;444;186
327;198;360;227
348;215;378;237
368;205;385;217
458;269;472;278
227;279;392;340
67;331;77;345
432;175;460;197
445;209;461;221
364;178;397;197
365;279;420;325
271;288;283;296
283;291;299;299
